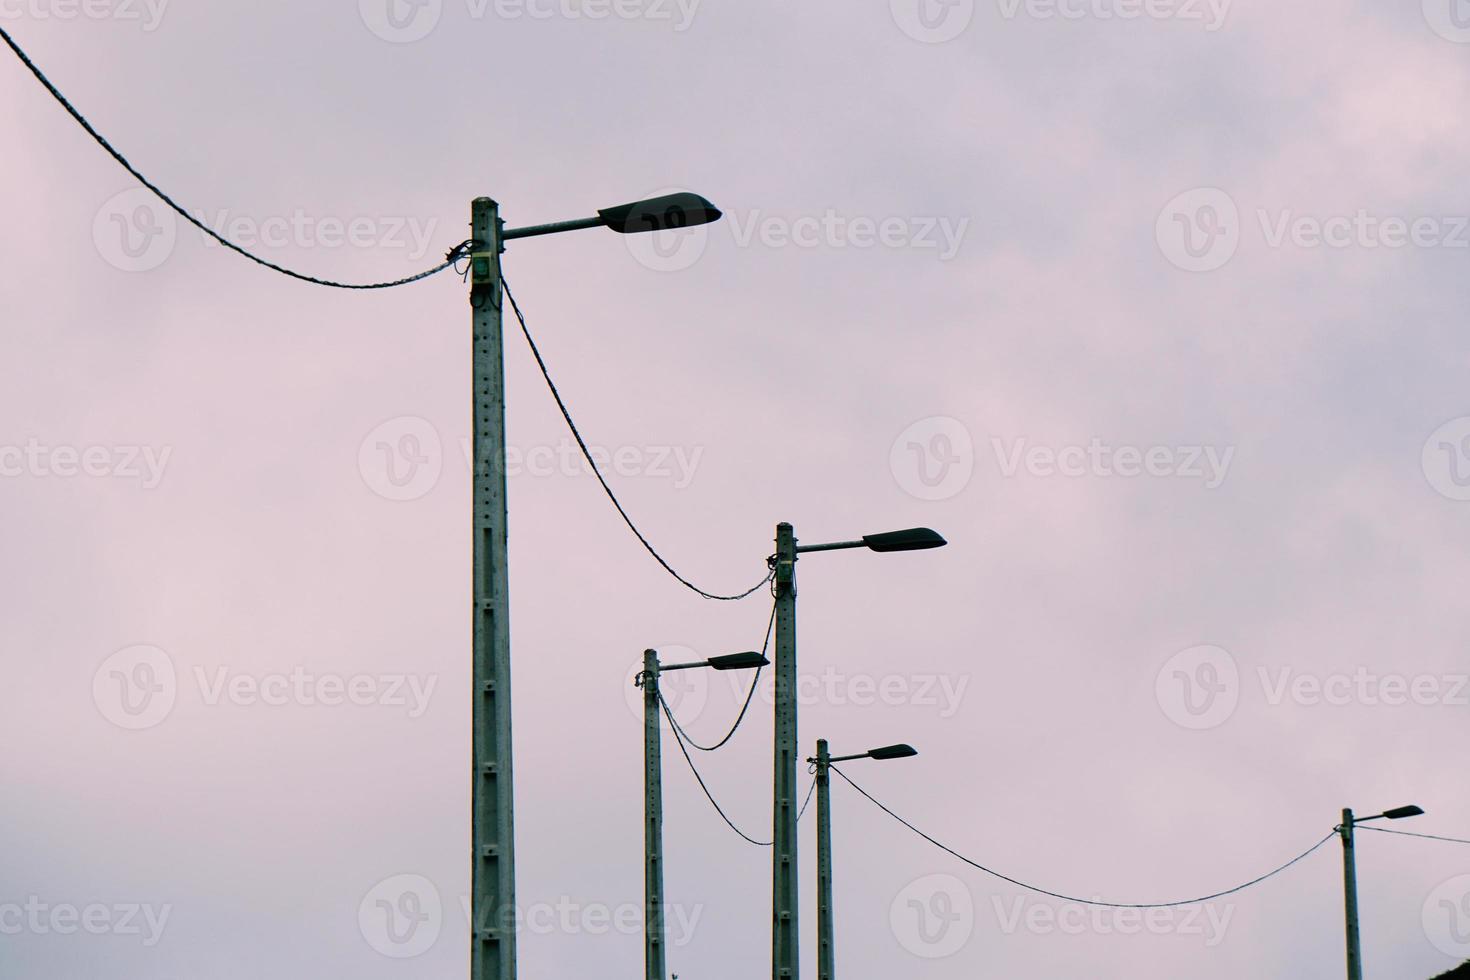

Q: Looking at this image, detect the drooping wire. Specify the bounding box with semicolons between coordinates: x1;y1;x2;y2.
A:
662;599;775;752
658;687;771;847
830;766;1337;909
1356;826;1470;846
501;273;772;601
797;773;817;822
0;25;467;289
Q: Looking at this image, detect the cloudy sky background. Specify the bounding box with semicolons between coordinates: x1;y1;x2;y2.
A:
4;1;1470;976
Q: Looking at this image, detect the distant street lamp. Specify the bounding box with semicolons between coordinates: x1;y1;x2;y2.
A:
637;647;768;980
810;740;918;980
1339;803;1425;980
769;523;946;980
470;192;722;980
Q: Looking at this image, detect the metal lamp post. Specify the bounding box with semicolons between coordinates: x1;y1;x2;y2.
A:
811;741;918;980
769;524;946;980
1339;803;1424;980
468;192;723;980
638;648;769;980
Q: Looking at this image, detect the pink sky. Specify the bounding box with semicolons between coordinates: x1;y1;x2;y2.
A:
3;2;1470;977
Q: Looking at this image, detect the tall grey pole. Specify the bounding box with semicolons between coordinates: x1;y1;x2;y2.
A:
471;197;516;980
815;740;834;980
643;650;667;980
1341;809;1361;980
772;522;799;980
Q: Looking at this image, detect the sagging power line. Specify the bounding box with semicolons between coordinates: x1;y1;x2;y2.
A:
0;25;468;290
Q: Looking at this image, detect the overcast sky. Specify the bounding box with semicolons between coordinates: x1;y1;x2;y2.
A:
4;2;1470;977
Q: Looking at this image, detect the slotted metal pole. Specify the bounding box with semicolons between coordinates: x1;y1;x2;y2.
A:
772;522;799;980
814;740;834;980
471;197;516;980
1341;809;1361;980
643;650;667;980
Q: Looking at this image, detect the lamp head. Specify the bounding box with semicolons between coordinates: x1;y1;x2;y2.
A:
861;528;947;553
706;651;769;671
867;744;919;761
598;193;722;234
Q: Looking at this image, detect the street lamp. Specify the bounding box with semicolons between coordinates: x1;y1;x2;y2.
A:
637;647;769;980
1339;803;1425;980
810;740;918;980
469;192;722;980
769;523;946;980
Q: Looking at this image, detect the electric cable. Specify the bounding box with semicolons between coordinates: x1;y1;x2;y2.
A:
831;766;1337;909
502;272;772;601
0;25;467;289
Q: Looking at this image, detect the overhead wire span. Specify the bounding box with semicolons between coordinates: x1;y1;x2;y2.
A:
502;273;773;601
1356;826;1470;846
662;599;775;753
831;766;1337;909
0;25;467;289
658;688;771;847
